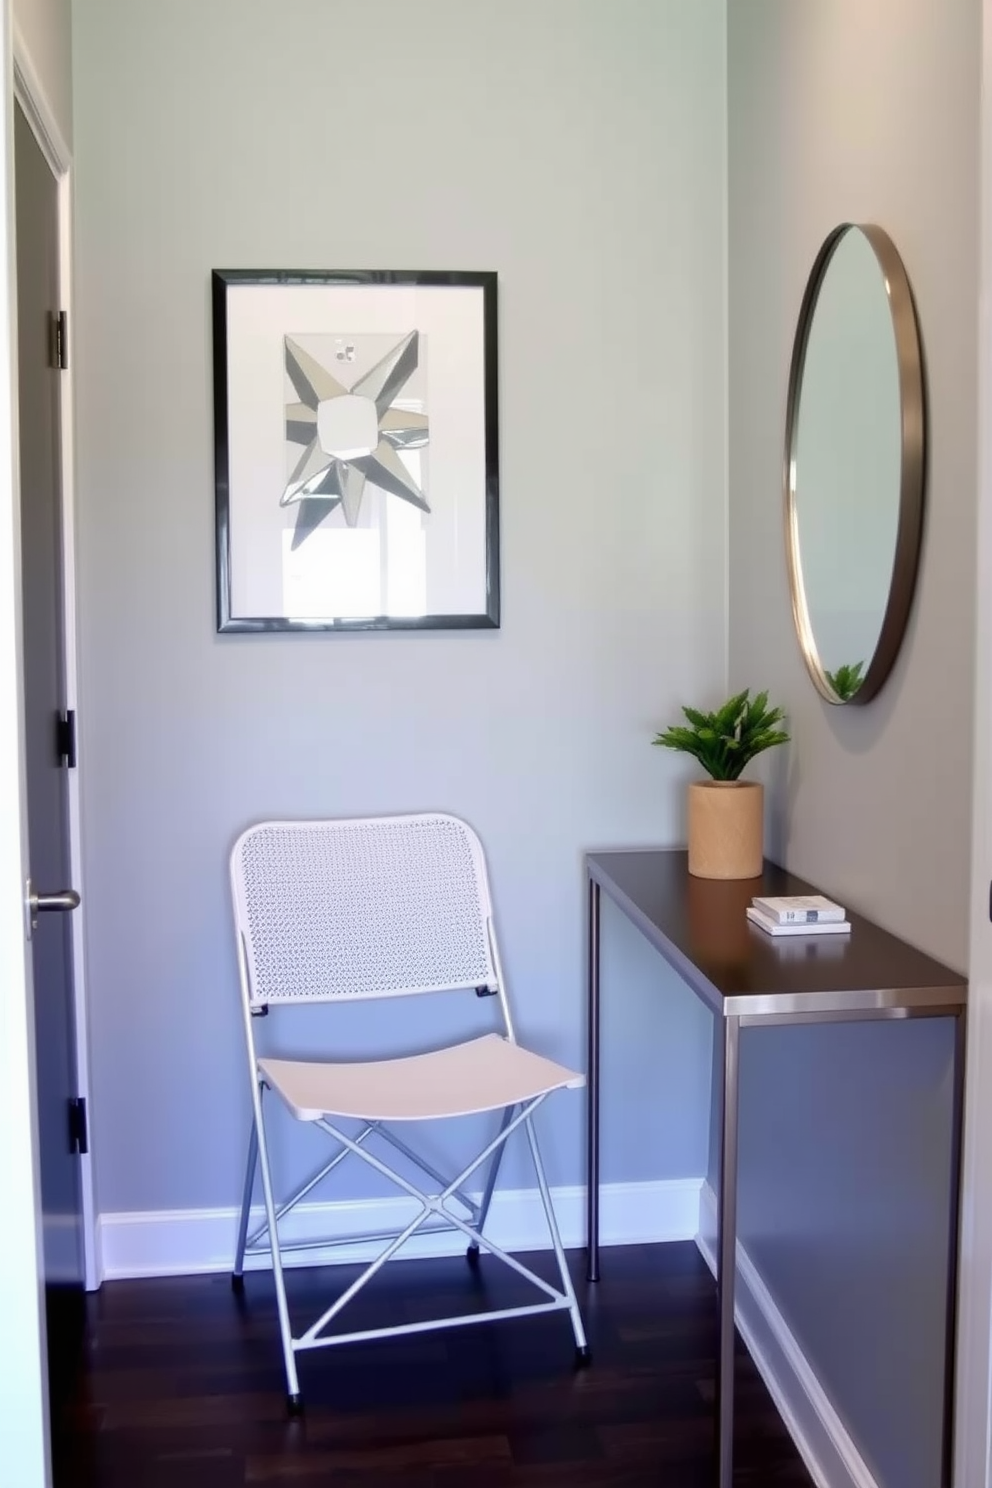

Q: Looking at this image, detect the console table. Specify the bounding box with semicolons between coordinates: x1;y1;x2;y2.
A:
585;849;967;1488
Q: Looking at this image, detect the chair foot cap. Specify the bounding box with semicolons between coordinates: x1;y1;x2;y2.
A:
465;1244;481;1268
287;1393;304;1416
231;1273;245;1294
574;1345;592;1368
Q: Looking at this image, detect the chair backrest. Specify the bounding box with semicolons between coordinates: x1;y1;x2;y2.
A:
230;814;499;1010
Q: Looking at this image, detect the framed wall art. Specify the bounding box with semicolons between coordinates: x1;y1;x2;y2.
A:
212;269;499;632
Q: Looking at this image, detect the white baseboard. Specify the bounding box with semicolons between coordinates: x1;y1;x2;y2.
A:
97;1176;702;1283
696;1184;879;1488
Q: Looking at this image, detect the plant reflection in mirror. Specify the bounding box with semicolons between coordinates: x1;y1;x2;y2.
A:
825;661;865;701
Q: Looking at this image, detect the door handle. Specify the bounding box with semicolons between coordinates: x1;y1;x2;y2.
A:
25;878;80;938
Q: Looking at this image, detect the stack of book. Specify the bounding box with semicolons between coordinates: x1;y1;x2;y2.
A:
746;894;851;937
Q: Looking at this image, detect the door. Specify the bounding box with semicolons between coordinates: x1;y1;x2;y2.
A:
15;99;84;1399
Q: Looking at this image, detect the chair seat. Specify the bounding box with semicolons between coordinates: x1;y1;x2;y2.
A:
258;1033;584;1123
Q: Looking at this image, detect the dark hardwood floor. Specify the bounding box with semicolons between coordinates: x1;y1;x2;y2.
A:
51;1242;814;1487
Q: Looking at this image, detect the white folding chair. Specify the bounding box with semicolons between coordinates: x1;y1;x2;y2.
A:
229;813;588;1411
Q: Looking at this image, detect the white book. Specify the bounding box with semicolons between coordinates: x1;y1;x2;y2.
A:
751;893;846;925
746;905;851;938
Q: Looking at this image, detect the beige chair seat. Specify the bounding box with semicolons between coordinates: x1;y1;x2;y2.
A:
259;1033;584;1123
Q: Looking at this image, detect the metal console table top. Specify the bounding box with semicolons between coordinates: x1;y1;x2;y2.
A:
584;848;967;1488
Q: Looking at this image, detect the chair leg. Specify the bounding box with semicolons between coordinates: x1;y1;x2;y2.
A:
253;1086;302;1407
467;1104;515;1266
232;1117;259;1293
523;1112;589;1362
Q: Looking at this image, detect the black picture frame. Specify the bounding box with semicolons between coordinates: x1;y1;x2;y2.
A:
212;269;500;632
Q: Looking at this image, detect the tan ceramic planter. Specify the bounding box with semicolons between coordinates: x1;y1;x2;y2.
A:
687;780;764;880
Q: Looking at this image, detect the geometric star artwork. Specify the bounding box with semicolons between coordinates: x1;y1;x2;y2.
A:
282;330;430;550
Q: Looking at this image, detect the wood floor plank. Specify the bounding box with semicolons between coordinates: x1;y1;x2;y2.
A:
51;1242;815;1487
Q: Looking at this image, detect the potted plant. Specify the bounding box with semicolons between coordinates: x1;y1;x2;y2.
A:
652;688;789;879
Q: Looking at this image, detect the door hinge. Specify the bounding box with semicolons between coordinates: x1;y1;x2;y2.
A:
56;709;77;768
49;309;68;370
68;1097;88;1156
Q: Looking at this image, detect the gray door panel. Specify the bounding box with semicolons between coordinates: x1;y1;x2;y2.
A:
15;101;84;1308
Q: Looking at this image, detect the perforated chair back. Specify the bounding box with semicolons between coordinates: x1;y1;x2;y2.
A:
231;814;498;1009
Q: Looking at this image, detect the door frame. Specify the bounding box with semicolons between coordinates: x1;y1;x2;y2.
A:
12;27;96;1290
0;0;51;1480
955;4;992;1482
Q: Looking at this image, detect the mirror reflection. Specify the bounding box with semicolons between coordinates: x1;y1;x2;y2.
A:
785;224;925;705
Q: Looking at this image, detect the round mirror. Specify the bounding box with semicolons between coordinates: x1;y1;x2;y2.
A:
784;224;925;705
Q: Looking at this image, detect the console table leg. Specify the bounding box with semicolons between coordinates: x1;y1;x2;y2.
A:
717;1013;741;1488
587;876;601;1282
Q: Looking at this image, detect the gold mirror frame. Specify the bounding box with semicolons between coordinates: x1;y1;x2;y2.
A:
784;223;926;706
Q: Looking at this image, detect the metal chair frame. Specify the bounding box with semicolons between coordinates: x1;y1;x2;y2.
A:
229;814;588;1410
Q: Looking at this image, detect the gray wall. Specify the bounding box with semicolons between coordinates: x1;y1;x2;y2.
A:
726;5;979;1488
14;0;71;146
71;0;725;1214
